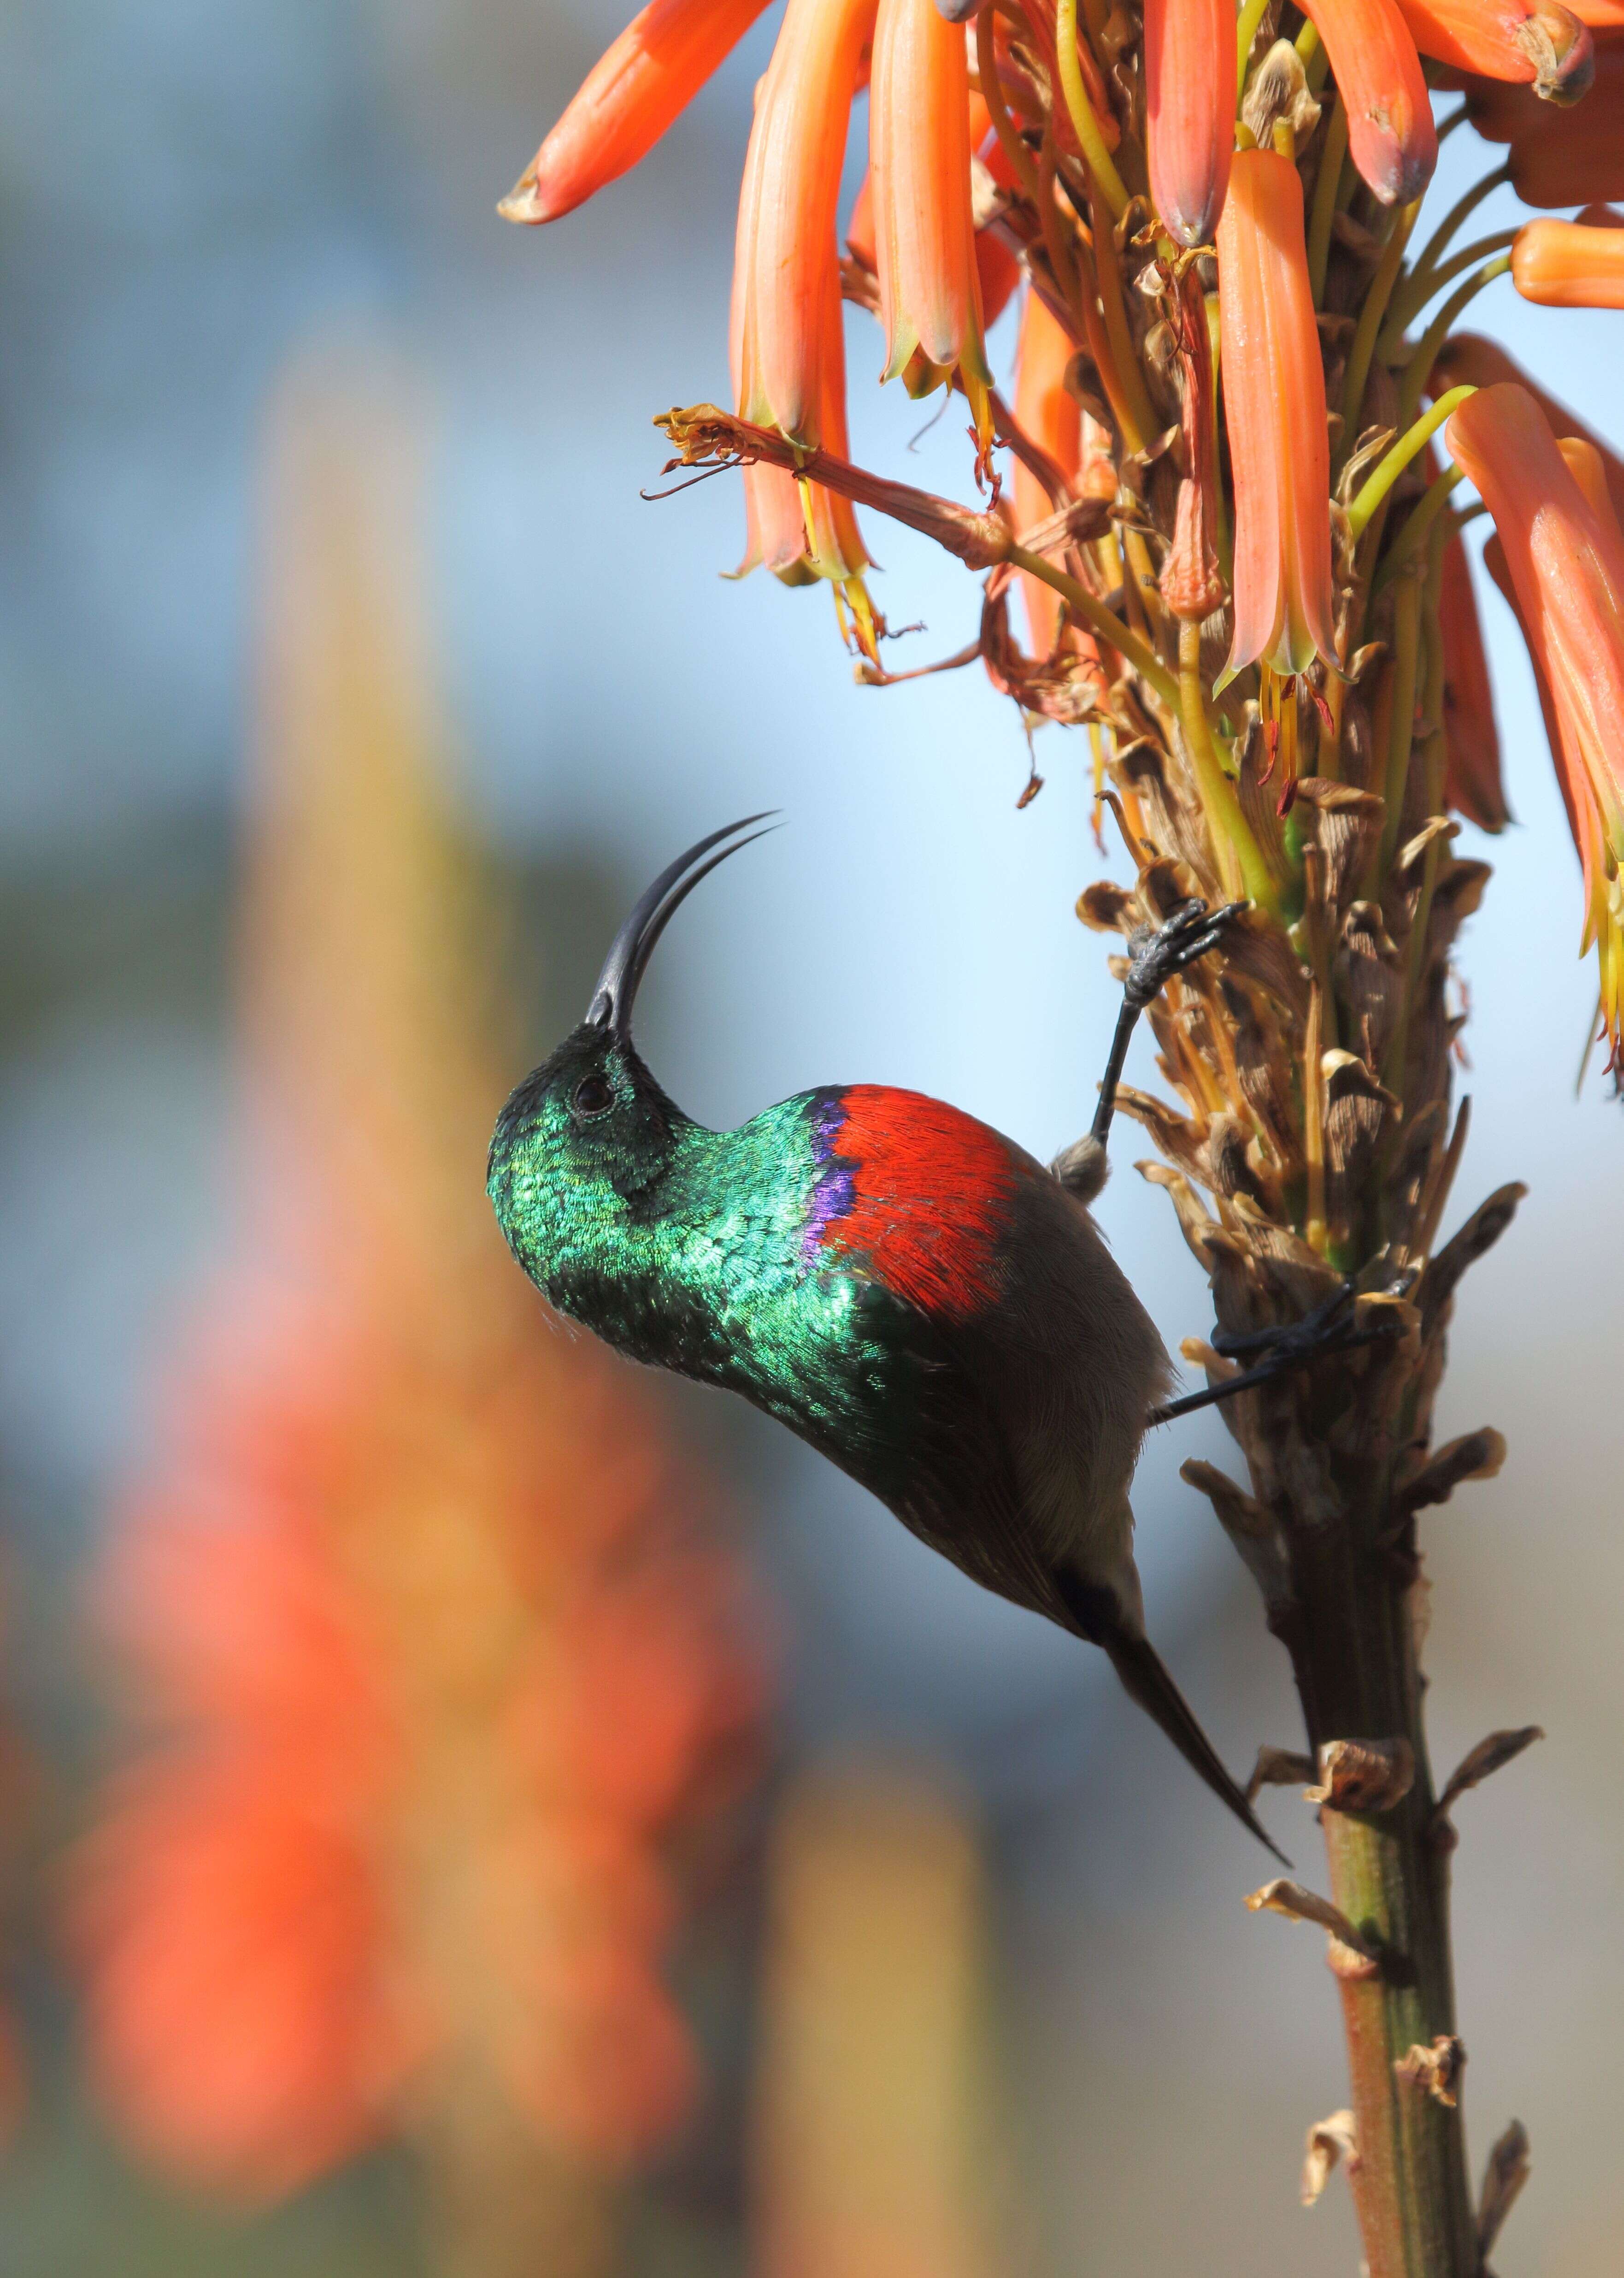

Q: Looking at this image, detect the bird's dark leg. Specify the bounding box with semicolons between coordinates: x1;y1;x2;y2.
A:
1053;899;1247;1199
1092;899;1247;1154
1148;1276;1414;1427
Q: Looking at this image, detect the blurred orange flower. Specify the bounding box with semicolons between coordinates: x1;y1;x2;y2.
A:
1449;383;1624;1056
1438;533;1510;832
1447;28;1624;202
70;357;764;2237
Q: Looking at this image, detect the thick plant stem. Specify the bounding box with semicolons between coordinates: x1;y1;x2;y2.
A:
1279;1481;1478;2278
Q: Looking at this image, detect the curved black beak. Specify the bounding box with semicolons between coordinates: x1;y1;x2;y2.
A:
586;814;780;1035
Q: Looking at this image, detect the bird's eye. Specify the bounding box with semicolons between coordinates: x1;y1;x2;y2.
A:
571;1072;615;1121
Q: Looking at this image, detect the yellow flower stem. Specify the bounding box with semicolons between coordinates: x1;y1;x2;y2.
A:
1306;100;1348;307
1339;199;1422;470
1346;387;1475;540
1054;0;1130;218
1371;464;1465;600
1085;200;1158;454
1377;561;1424;875
1403;162;1511;297
1295;18;1330;91
976;8;1042;207
1067;216;1148;454
1380;230;1518;359
1008;542;1181;709
1178;620;1281;915
1304;977;1328;1254
1397;255;1512;424
1036;143;1084;313
1384;522;1452;1094
1235;0;1272;93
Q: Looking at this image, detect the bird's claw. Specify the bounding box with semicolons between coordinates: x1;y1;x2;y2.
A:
1210;1270;1418;1371
1123;898;1247;1012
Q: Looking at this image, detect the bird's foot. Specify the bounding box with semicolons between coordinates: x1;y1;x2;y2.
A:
1151;1272;1417;1426
1123;898;1248;1013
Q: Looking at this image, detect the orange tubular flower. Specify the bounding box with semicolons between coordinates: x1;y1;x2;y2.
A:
1144;0;1235;247
1396;0;1592;91
1439;535;1510;831
1298;0;1437;202
1217;149;1338;680
869;0;994;458
1451;29;1624;201
501;0;772;224
1434;332;1624;529
1447;384;1624;1055
1512;216;1624;306
1012;287;1108;673
732;0;875;635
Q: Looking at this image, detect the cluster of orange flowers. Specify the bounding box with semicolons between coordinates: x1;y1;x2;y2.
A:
508;0;1624;1063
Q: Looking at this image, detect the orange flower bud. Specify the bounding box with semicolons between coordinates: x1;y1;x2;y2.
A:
500;0;772;224
1450;27;1624;202
1447;383;1624;1055
1217;149;1338;679
870;0;994;454
1012;289;1107;678
1397;0;1593;93
1512;216;1624;306
1438;536;1509;832
1144;0;1236;248
729;62;870;628
735;0;875;443
730;0;874;626
1297;0;1437;202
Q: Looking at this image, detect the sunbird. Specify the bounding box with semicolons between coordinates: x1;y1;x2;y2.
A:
488;818;1297;1853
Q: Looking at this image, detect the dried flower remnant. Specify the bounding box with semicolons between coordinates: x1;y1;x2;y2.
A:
1448;384;1624;1056
1397;0;1594;95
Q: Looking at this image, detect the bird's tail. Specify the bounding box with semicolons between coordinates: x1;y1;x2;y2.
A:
1099;1621;1289;1863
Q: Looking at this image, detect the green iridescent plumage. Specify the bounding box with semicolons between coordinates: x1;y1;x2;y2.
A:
488;1029;929;1506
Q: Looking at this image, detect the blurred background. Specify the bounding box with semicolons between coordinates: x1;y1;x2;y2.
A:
0;4;1620;2273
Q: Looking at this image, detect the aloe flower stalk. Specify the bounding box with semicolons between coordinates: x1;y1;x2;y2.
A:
509;0;1624;2263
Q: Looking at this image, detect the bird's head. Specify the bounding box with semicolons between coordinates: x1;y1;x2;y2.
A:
487;816;775;1299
